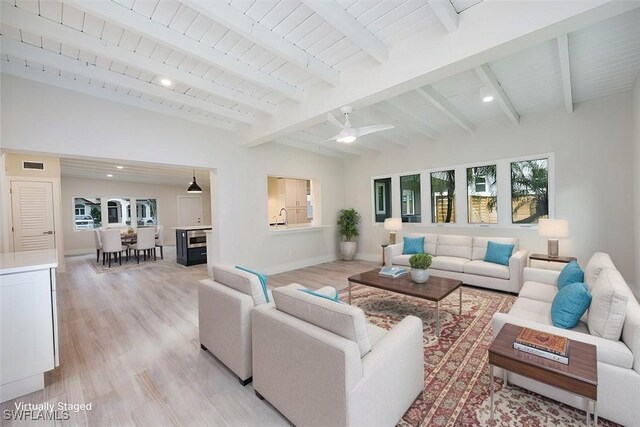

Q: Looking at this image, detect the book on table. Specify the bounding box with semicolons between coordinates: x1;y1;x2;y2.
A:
513;327;570;364
513;342;569;364
379;266;408;278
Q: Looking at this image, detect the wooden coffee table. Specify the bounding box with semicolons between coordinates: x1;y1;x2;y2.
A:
488;323;598;426
347;269;462;337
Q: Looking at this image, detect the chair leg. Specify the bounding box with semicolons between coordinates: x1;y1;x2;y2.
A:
255;391;265;400
239;377;253;386
108;253;111;268
96;249;100;263
136;250;140;264
160;246;163;260
119;251;122;265
153;248;157;261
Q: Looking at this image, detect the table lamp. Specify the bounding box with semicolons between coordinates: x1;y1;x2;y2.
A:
538;219;569;258
384;218;403;245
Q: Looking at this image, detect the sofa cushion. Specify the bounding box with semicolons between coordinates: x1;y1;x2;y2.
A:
405;233;439;255
557;261;584;290
484;241;515;266
472;237;519;261
463;260;510;279
551;282;592;329
431;256;470;273
519;281;558;303
508;298;552;325
435;235;473;259
211;264;268;306
588;268;630;340
403;236;424;255
392;254;411;266
584;252;616;291
272;283;372;357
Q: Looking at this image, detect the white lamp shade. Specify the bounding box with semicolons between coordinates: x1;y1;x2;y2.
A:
384;217;403;231
538;219;569;238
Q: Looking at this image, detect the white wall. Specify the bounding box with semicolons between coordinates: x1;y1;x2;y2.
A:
1;75;346;274
633;73;640;296
61;176;212;254
345;92;637;289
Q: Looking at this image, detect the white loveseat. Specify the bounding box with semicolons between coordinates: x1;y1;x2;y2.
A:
491;253;640;426
384;234;528;293
252;284;424;427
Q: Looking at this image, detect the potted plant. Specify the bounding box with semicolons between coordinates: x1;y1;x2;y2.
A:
409;253;433;284
337;208;361;261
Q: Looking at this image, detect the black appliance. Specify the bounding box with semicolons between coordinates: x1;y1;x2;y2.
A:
176;228;210;266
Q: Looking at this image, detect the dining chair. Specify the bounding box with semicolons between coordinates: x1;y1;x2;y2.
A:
155;225;164;260
93;229;102;263
131;227;156;263
101;229;126;267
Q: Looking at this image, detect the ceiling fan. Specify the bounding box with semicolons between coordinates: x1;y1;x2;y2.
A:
325;106;395;143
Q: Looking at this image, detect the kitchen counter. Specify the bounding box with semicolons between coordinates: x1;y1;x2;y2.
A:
0;249;58;274
171;225;212;230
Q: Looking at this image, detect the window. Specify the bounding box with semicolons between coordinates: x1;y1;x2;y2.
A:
373;177;392;222
73;197;101;230
400;174;421;223
136;198;158;225
511;158;549;223
267;176;314;227
431;170;455;223
107;198;131;225
467;165;497;224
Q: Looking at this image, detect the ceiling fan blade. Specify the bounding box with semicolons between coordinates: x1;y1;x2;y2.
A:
322;134;340;142
326;113;345;129
356;124;395;137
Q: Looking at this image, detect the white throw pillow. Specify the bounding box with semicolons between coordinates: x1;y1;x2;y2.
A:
583;252;616;291
588;268;629;340
273;283;372;357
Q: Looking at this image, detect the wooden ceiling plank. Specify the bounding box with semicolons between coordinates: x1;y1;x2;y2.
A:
379;100;439;140
300;0;388;63
1;4;275;114
275;138;350;159
429;0;459;33
2;59;236;131
474;63;520;124
1;37;254;125
62;0;303;102
184;1;339;86
557;33;574;113
416;86;475;133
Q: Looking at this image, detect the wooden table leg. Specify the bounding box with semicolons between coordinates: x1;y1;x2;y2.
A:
348;281;352;304
436;300;440;337
459;287;462;315
490;364;495;420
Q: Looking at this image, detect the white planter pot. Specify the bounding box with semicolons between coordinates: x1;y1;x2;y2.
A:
411;268;430;284
340;241;357;261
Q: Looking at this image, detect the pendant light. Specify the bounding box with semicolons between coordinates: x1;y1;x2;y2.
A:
187;169;202;193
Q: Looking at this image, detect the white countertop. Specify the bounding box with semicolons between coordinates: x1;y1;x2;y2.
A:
171;225;213;230
0;249;58;275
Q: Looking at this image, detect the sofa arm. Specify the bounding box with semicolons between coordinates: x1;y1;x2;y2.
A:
523;267;560;286
349;316;424;427
508;249;528;293
492;313;634;369
384;243;404;266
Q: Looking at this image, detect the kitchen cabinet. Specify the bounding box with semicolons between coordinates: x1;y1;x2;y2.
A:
0;249;59;403
277;178;310;225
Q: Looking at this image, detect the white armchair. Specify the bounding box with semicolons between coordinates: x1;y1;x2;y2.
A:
93;228;102;263
100;229;125;267
130;227;156;263
155;225;164;259
252;284;424;427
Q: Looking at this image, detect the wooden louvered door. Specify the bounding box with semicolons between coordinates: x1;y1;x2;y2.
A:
11;181;56;251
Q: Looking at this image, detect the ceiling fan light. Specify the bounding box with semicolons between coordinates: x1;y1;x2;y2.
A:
339;135;356;143
479;86;494;103
337;128;357;143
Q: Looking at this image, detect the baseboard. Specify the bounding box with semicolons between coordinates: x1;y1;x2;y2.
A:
261;254;339;275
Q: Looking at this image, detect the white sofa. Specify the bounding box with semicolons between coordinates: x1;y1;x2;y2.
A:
492;253;640;426
384;233;528;293
198;264;273;385
252;283;424;427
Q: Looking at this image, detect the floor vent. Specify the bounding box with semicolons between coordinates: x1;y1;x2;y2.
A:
23;161;45;171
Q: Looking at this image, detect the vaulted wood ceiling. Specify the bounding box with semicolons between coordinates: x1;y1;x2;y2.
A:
2;1;640;159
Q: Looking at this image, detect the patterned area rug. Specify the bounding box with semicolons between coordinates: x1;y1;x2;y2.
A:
85;254;184;274
343;284;619;427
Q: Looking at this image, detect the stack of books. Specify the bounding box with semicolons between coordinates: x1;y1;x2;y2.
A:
513;328;570;364
378;266;408;278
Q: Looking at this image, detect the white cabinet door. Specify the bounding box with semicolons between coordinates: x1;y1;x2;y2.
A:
0;270;55;386
10;181;55;251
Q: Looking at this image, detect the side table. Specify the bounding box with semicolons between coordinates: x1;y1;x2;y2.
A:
529;253;577;270
488;323;598;426
381;244;389;266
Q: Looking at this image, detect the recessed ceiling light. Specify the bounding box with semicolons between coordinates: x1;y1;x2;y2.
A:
160;78;172;87
479;86;494;103
107;174;113;177
116;165;124;169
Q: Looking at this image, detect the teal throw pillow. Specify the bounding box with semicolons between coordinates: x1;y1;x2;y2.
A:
235;266;270;303
403;236;425;255
484;241;515;266
557;261;584;290
551;282;592;329
298;288;340;302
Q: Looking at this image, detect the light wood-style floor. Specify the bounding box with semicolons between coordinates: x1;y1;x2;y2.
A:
0;248;377;426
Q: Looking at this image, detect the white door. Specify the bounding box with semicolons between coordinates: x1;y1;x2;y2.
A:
177;195;203;226
11;181;55;251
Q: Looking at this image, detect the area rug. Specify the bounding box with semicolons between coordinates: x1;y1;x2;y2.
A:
342;284;619;427
85;255;184;274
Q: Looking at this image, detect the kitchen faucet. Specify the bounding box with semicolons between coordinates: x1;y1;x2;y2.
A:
279;208;288;226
